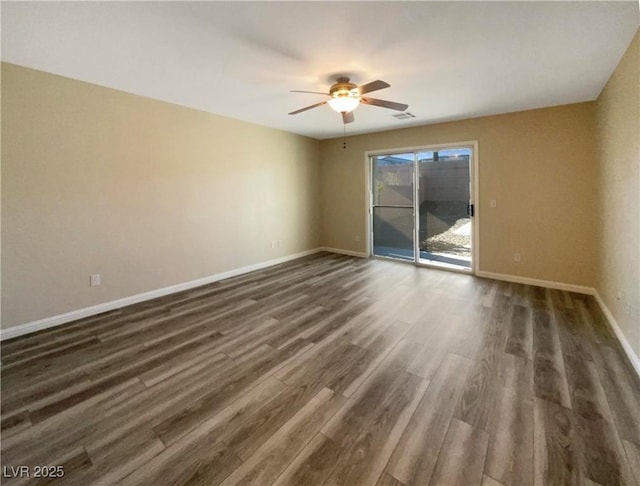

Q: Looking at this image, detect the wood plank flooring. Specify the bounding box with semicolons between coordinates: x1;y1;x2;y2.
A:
1;252;639;485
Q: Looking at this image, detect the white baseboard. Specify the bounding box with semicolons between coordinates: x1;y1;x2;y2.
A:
0;248;323;341
475;270;593;295
593;290;640;379
320;247;369;258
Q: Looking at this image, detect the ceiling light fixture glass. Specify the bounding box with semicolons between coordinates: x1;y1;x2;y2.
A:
328;96;360;113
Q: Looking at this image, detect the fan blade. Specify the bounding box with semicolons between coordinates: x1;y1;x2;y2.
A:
342;111;355;124
358;80;390;95
361;97;408;111
290;90;331;96
288;101;328;115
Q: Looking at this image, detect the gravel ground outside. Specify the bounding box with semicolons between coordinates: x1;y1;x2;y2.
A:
421;217;471;257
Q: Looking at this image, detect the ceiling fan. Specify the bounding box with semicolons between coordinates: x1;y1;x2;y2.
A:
288;77;408;124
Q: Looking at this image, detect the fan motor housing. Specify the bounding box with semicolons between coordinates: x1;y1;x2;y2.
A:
330;77;359;98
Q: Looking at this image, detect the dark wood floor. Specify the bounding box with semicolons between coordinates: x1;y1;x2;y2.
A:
1;252;639;485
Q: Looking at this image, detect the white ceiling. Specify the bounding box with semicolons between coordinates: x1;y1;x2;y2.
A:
2;1;638;140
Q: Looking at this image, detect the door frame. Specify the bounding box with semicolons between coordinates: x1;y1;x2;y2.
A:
365;141;480;275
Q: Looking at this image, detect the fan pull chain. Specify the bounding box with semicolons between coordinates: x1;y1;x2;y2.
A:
343;122;347;149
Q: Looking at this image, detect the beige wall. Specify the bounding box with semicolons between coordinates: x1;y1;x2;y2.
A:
320;103;599;287
595;29;640;357
1;63;321;329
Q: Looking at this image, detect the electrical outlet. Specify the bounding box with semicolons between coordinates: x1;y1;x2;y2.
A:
90;274;101;287
355;235;360;242
277;240;282;248
270;241;276;249
514;253;521;262
490;199;497;208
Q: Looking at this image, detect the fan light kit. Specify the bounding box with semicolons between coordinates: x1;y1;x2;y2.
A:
289;77;408;125
327;96;360;113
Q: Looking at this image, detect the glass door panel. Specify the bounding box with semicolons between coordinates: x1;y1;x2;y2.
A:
372;207;414;261
417;148;472;268
371;153;415;261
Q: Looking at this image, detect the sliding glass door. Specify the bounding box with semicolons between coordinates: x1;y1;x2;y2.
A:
370;146;474;271
418;148;472;268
